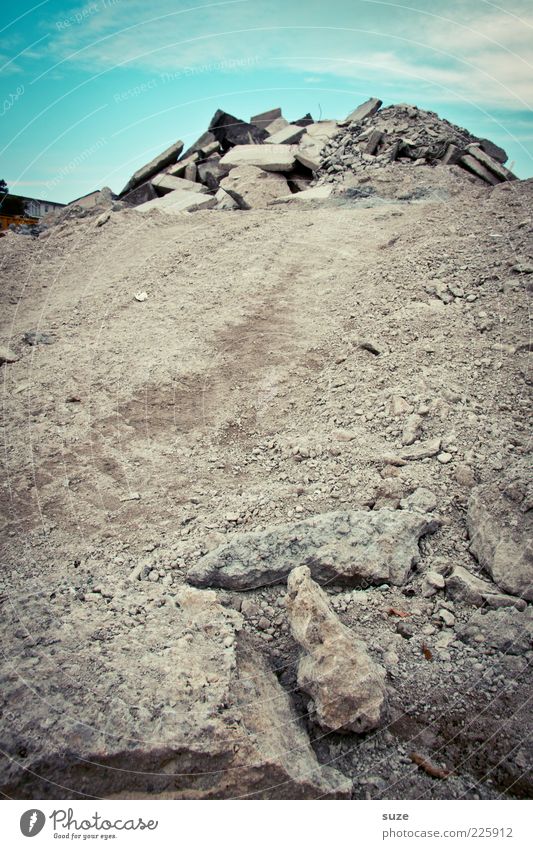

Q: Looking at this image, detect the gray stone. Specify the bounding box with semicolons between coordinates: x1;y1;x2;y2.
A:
467;484;533;601
265;117;290;135
219;165;289;209
286;566;388;733
151;174;208;194
344;97;382;123
215;188;239;210
250;107;282;130
167;153;200;177
295;148;321;172
446;565;526;610
121;181;158;207
219;144;297;173
401;413;423;446
209;109;268;150
401;488;438;513
120;140;184;195
187;508;440;590
457;607;533;655
440;143;463;165
400;437;441;461
365;129;385;155
275;185;333;203
465;144;516;181
479;138;508;164
0;584;349;798
266;124;307;145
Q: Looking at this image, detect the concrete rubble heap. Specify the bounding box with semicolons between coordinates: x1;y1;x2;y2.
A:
114;98;516;216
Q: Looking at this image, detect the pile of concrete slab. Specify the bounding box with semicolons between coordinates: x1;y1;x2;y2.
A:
118;99;516;215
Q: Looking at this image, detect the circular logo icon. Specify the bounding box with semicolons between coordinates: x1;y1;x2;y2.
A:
20;809;46;837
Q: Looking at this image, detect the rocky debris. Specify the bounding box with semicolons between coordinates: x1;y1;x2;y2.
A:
0;583;349;799
187;509;440;590
219;165;289;209
251;107;282;130
209;109;268;150
467;481;533;601
22;331;53;346
120;139;184;195
446;566;526;611
285;566;388;733
401;413;423;446
136;190;216;214
0;345;18;364
275;185;333;204
457;607;533;655
219;144;297;173
315;102;514;187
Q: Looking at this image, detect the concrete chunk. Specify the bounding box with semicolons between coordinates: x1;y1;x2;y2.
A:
167;153;199;177
120;140;184;195
265;117;290;135
219;144;297;173
459;154;501;185
465;144;516;181
344;97;382;123
250;107;282;129
266;124;307;145
151;174;208;194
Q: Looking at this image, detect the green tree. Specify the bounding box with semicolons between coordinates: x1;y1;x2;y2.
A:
0;180;26;215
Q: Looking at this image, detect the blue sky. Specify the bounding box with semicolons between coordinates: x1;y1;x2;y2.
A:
1;0;532;203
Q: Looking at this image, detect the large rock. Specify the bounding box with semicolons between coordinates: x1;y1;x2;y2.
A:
208;109;268;151
136;190;216;214
344;97;382;123
459;154;501;185
286;566;388;733
266;124;307;145
121;181;158;206
0;583;349;799
219;165;289;209
479;138;508;164
219;144;297;173
179;131;217;161
266;116;290;135
187;509;440;590
465;144;516;181
120;140;184;195
467;483;533;601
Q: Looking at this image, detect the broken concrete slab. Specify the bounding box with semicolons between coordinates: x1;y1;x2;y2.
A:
441;143;463;165
265;116;290;135
467;483;533;601
151;174;208;194
136;190;216;214
215;187;239;209
295;147;321;172
479;138;508;164
286;566;388;733
187;508;440;590
459;154;501;186
266;124;307;145
209;109;268;150
344;97;382;124
167;152;200;177
250;107;282;130
365;129;385;155
219;144;297;173
120;140;184;195
465;144;516;181
179;131;216;161
197;155;224;189
219;165;289;209
293;113;314;127
0;583;350;798
305;121;340;142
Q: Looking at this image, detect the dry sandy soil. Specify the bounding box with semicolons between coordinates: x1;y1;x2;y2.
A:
0;165;531;799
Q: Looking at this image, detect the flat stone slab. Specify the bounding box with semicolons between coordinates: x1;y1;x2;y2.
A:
151;174;208;194
219;165;289;209
250;107;282;129
136;190;216;214
274;185;333;203
187;509;440;590
465;144;516;181
266;124;307;145
219;144;297;173
0;583;349;799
